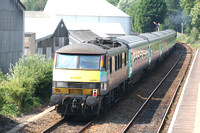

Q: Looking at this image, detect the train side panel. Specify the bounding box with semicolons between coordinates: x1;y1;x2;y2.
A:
130;42;149;75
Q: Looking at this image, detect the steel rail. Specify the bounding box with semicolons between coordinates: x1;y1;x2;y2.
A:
41;117;65;133
78;116;97;133
156;44;192;133
121;44;185;133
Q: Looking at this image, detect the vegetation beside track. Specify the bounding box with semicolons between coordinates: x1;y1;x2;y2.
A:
177;33;200;49
0;54;53;117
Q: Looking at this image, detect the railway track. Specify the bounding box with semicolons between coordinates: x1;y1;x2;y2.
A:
41;116;94;133
122;43;192;133
41;117;65;133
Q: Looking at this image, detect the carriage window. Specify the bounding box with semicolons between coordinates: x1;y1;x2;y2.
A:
118;55;120;69
112;56;115;72
115;56;118;71
120;54;122;68
110;57;112;74
124;52;127;66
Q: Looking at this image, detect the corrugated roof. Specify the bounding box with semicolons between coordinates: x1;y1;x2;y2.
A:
44;0;129;17
25;11;50;18
17;0;26;10
65;22;125;37
69;30;100;43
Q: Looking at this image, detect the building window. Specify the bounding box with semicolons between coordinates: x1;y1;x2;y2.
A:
46;47;51;59
59;37;65;47
37;48;43;55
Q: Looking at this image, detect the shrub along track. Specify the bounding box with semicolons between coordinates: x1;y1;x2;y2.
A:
79;42;192;133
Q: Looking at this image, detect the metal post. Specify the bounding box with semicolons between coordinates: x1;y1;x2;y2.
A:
181;23;183;40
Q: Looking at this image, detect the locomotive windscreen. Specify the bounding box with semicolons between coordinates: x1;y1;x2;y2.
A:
56;54;101;70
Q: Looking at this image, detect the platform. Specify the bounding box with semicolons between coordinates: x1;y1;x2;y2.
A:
168;50;200;133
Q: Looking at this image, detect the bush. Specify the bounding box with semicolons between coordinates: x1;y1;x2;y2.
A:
0;70;6;83
5;54;53;110
0;79;20;117
190;27;199;42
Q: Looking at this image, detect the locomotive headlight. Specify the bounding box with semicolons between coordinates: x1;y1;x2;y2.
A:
100;83;107;90
100;82;108;95
104;83;107;90
83;83;96;89
53;81;57;87
54;81;68;88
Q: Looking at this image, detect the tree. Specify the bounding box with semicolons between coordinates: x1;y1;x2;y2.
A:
21;0;48;11
164;0;183;32
180;0;197;14
106;0;120;6
180;0;199;40
189;2;200;41
133;0;167;33
190;2;200;31
126;0;141;32
117;0;135;12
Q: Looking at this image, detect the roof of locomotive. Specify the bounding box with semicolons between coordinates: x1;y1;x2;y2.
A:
56;38;127;55
56;42;107;54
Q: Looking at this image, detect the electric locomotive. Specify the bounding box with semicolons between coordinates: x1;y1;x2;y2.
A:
50;29;176;116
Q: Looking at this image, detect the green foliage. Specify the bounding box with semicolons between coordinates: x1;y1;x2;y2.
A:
133;0;167;33
164;0;183;32
6;54;53;108
117;0;135;12
106;0;120;6
190;2;200;31
0;70;6;83
177;33;200;49
182;10;192;34
190;27;199;42
180;0;200;44
21;0;48;11
0;54;53;117
180;0;197;14
0;83;20;117
126;0;141;32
